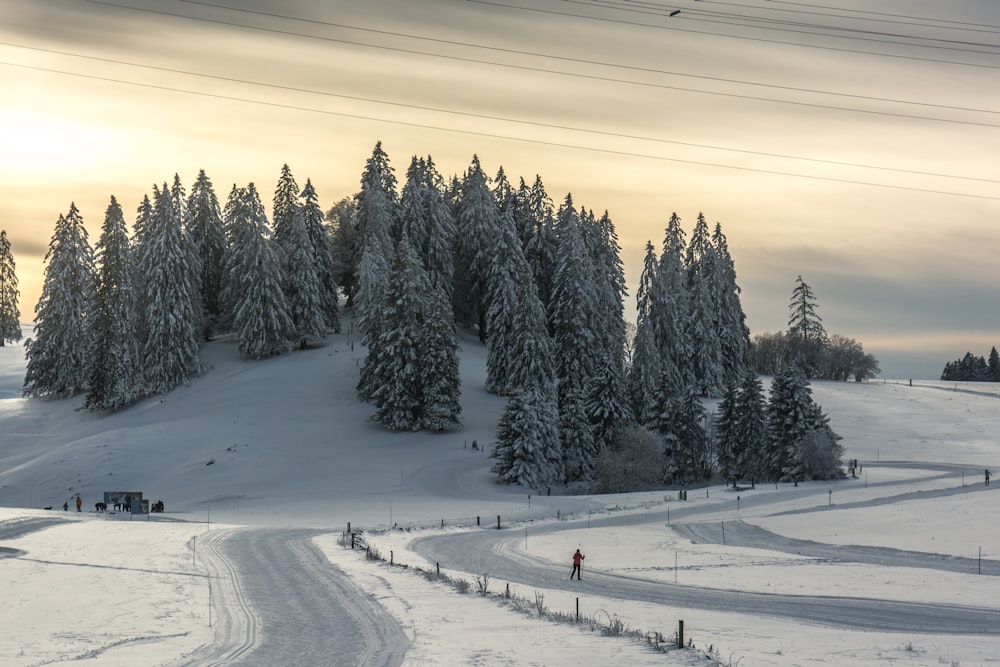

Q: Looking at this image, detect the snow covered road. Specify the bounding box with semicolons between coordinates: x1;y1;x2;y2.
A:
183;528;408;667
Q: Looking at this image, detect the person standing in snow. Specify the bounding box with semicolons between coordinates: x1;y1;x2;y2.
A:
986;469;991;486
75;496;81;512
570;548;585;580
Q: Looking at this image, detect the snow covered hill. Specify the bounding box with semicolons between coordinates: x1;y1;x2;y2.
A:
1;328;999;666
0;327;523;527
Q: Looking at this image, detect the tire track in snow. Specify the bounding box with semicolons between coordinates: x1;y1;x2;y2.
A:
180;528;407;667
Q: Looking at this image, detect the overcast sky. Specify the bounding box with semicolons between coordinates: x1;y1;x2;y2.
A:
2;0;999;379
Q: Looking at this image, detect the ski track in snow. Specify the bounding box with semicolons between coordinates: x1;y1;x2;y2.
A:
409;462;1000;636
180;528;408;667
671;519;1000;577
172;528;258;667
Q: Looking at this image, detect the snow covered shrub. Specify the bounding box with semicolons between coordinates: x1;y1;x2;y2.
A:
602;616;630;637
798;426;846;480
592;428;664;493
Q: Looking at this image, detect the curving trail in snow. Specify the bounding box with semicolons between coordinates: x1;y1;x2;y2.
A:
0;516;68;540
0;517;68;560
412;527;1000;634
671;519;1000;576
182;528;408;667
409;464;1000;636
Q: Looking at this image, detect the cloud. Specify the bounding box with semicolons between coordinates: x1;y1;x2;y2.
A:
1;1;157;52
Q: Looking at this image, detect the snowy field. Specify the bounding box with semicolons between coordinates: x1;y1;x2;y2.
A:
1;326;999;666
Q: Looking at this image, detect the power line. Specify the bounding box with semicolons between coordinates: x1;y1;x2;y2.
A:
3;59;998;202
5;40;998;185
76;0;1000;128
165;0;1000;116
752;0;1000;32
573;0;1000;50
468;0;1000;70
689;0;1000;35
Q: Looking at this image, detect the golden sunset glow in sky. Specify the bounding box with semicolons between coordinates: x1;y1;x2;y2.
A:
2;0;999;378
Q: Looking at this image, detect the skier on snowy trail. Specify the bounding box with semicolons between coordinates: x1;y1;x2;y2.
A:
570;548;585;580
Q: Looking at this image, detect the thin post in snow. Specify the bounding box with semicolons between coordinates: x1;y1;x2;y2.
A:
721;521;725;546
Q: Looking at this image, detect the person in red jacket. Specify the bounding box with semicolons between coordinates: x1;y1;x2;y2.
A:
570;548;585;580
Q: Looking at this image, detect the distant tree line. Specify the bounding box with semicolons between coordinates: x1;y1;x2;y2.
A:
748;276;880;382
940;347;1000;381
